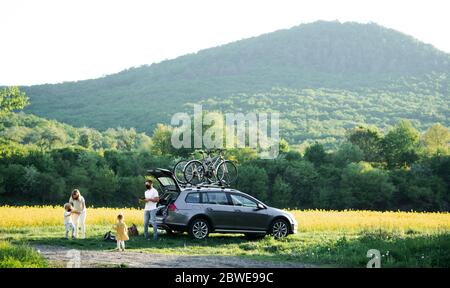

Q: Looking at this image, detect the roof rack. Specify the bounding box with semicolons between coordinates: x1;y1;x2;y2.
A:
180;182;230;189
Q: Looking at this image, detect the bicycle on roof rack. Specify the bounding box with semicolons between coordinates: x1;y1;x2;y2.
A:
172;148;238;186
172;151;199;185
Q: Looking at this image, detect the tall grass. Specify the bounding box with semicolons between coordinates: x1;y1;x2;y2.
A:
0;206;143;228
1;206;449;233
291;210;450;233
0;241;47;268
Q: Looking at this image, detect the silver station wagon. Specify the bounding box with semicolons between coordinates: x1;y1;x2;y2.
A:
148;169;297;240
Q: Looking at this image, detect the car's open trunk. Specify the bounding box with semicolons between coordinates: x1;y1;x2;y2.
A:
147;168;181;216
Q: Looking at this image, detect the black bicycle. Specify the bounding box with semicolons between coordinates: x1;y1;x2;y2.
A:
180;149;238;186
172;151;200;185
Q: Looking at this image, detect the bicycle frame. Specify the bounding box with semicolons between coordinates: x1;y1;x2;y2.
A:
198;150;226;182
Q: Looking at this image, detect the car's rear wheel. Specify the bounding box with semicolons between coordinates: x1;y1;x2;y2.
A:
189;218;210;240
271;219;289;239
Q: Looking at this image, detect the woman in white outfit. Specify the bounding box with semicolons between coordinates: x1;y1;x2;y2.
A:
69;189;87;239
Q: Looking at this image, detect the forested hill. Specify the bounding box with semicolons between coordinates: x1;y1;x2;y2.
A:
22;21;450;145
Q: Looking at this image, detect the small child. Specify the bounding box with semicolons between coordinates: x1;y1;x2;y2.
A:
112;213;129;251
64;203;75;239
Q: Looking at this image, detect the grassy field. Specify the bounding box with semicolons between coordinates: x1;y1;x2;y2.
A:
0;241;48;268
0;206;449;268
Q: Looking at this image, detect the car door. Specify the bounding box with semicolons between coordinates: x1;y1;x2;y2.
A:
203;191;235;230
229;193;271;231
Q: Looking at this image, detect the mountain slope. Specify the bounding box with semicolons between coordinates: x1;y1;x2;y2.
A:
22;21;450;144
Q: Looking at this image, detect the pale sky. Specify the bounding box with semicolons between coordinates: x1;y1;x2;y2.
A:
1;0;449;86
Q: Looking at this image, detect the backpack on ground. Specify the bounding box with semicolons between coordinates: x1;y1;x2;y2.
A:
128;223;139;236
103;231;116;242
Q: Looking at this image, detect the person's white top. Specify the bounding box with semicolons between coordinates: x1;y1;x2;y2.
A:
144;188;159;211
69;195;86;212
64;211;73;225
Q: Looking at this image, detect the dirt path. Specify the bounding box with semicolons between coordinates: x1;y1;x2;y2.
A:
35;245;313;268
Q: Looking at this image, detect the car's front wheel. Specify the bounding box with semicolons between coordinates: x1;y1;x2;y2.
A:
188;218;210;240
271;219;289;239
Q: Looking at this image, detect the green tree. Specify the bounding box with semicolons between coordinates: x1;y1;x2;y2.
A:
236;165;269;202
315;164;350;209
35;173;66;203
22;165;40;198
382;120;420;168
117;176;143;206
284;160;319;208
271;175;293;208
134;133;153;151
0;87;29;115
334;142;364;167
225;148;258;163
35;125;67;151
284;150;302;161
151;124;174;155
340;162;395;210
346;126;383;162
66;166;90;189
279;139;290;154
390;169;447;211
116;128;137;151
304;143;328;167
78;133;92;149
423;123;450;154
103;129;119;150
89;167;119;206
0;164;26;197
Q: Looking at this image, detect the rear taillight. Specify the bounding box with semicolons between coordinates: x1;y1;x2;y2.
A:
168;203;177;212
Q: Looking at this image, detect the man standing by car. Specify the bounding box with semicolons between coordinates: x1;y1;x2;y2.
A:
143;179;160;240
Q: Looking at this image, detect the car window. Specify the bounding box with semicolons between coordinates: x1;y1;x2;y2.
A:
185;193;200;203
159;177;175;186
230;194;258;208
204;192;230;205
150;175;179;192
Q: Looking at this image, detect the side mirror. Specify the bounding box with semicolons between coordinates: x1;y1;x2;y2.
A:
255;203;265;210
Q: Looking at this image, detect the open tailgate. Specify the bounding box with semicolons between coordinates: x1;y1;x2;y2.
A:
147;168;181;192
147;168;181;210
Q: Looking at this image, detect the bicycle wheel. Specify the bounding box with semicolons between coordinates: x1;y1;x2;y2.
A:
184;160;205;185
173;159;188;184
216;160;238;185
